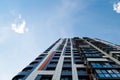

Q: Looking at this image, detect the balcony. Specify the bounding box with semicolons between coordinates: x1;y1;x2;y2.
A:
60;75;72;80
84;53;102;58
90;62;120;69
47;64;57;67
61;71;72;75
63;62;71;67
61;68;72;75
35;75;53;80
74;60;84;64
77;68;88;76
77;70;88;76
94;69;120;80
12;75;25;80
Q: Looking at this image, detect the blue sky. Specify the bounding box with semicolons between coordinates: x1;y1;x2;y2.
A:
0;0;120;80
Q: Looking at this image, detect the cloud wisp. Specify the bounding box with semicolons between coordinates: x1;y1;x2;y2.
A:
113;1;120;14
11;14;28;34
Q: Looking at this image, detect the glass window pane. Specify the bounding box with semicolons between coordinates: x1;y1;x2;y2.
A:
107;70;113;73
97;64;102;68
112;69;119;73
102;70;107;73
111;74;118;77
98;73;105;78
117;74;120;77
91;63;95;65
104;74;111;78
96;70;101;73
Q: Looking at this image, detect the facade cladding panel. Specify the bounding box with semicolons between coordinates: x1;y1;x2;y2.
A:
12;37;120;80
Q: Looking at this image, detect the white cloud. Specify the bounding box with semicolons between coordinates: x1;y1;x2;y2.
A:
11;14;28;34
18;14;22;19
113;1;120;13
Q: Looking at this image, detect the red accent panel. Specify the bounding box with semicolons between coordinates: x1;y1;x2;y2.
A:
38;51;54;70
85;67;92;80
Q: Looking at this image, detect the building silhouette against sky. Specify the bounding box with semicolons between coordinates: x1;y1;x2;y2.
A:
13;37;120;80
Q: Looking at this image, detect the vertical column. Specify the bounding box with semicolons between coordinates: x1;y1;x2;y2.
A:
71;38;78;80
52;39;68;80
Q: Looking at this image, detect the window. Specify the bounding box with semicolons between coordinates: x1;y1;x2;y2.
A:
111;74;117;77
73;50;79;53
52;57;59;60
46;67;56;70
74;57;81;60
112;69;119;73
22;67;33;72
62;67;72;75
77;68;87;75
40;54;46;56
101;70;107;73
74;54;80;56
91;63;102;68
63;62;71;67
35;57;42;60
96;63;102;68
117;74;120;77
50;61;57;65
98;73;105;78
64;57;71;60
104;74;111;77
30;61;39;65
64;53;71;56
74;60;84;64
57;44;64;51
85;53;101;57
12;75;25;80
91;62;112;68
96;70;102;73
54;54;61;56
103;63;112;68
107;70;113;73
65;51;71;53
95;69;120;78
35;75;53;80
18;79;23;80
62;68;71;72
60;76;72;80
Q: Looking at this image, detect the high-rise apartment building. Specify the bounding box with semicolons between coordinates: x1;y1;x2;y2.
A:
13;37;120;80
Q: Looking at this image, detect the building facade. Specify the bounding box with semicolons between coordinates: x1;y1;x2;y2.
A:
13;37;120;80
